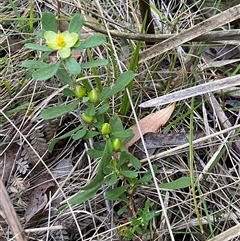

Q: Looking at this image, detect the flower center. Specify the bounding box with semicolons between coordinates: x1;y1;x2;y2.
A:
56;34;66;47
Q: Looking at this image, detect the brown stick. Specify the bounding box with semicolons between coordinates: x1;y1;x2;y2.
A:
137;4;240;63
0;179;26;241
84;18;240;42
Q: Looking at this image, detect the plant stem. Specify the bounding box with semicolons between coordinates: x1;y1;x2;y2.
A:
189;96;205;240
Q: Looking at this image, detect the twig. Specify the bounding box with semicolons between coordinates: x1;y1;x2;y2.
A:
208;223;240;241
85;22;240;43
0;179;26;241
25;225;63;233
136;4;240;63
139;74;240;108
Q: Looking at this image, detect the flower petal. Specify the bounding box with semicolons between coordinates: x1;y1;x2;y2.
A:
44;31;57;41
62;31;79;48
44;31;61;50
46;41;62;50
58;47;71;59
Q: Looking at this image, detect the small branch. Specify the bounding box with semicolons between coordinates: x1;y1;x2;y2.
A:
0;179;26;241
25;225;63;233
127;188;137;219
85;20;240;43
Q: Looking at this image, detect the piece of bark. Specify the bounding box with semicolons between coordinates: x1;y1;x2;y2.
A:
24;174;55;223
0;143;19;184
138;131;206;149
132;131;206;159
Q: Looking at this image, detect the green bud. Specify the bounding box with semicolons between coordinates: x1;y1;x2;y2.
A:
81;113;94;124
112;138;122;152
101;123;112;135
88;89;99;103
74;85;86;98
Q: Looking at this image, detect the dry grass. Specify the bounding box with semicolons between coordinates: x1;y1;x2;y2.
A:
1;0;240;240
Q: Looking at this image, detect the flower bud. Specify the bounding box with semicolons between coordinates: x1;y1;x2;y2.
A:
88;89;99;103
81;113;94;124
75;85;86;98
101;123;112;135
112;138;122;152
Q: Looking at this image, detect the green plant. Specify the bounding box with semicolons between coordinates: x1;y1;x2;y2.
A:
124;199;158;240
21;12;106;82
21;11;190;239
18;9;136;223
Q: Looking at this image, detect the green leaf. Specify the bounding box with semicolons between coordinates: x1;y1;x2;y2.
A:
140;173;152;183
146;211;157;221
21;60;48;69
105;173;118;186
69;14;83;34
103;166;112;175
2;81;12;97
36;29;45;38
48;126;82;153
99;70;135;100
85;103;95;116
109;114;123;132
81;59;108;69
82;130;100;139
76;34;106;50
39;51;51;61
81;138;112;190
117;204;128;215
62;88;76;96
25;43;53;52
124;228;134;239
32;61;61;81
5;102;30;116
65;56;81;75
128;155;141;170
118;193;129;203
131;219;142;226
106;185;129;200
56;67;73;85
111;129;134;139
119;150;130;167
99;87;110;100
137;166;157;184
96;104;109;115
95;114;104;129
87;149;103;158
41;12;57;32
41;100;79;120
158;177;191;190
69;185;101;205
135;226;144;235
120;170;138;178
123;132;135;145
143;199;151;211
72;126;88;140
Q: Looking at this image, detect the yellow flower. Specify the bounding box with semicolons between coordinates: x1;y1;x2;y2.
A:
44;30;78;59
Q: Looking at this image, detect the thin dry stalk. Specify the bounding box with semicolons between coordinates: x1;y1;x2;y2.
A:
140;74;240;107
137;4;240;63
208;222;240;241
0;179;26;241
